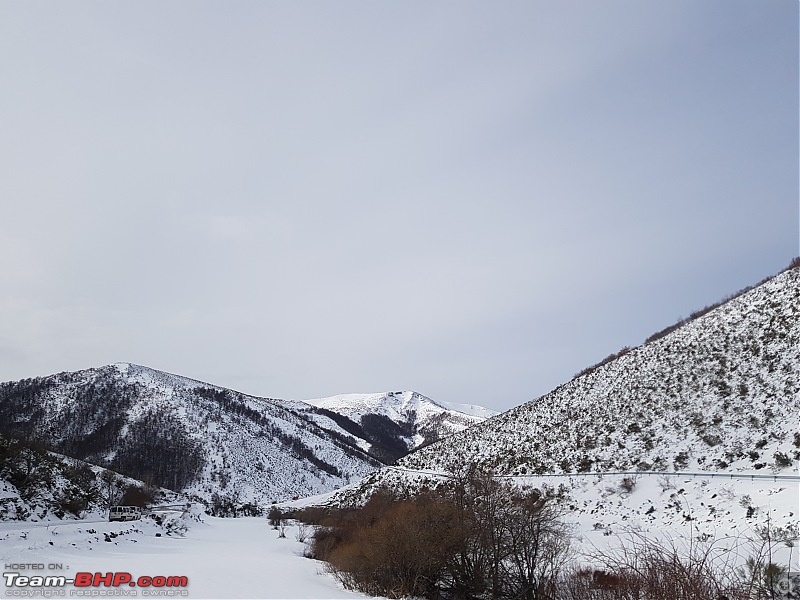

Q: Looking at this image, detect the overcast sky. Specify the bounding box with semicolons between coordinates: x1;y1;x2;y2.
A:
1;2;797;411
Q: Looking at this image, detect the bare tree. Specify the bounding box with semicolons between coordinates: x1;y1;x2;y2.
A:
99;469;124;511
499;489;573;600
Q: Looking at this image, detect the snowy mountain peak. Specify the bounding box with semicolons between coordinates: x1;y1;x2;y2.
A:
304;390;495;452
305;391;495;420
107;362;224;391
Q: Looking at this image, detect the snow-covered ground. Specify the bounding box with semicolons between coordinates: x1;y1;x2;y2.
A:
1;470;797;599
534;471;800;570
0;511;373;599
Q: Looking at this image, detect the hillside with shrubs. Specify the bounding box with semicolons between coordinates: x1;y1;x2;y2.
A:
0;433;181;521
285;461;797;600
399;262;800;478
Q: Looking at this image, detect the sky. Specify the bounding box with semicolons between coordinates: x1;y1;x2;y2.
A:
0;1;797;412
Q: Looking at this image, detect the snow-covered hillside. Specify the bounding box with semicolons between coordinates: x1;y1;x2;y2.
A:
399;266;800;477
0;363;384;509
304;390;495;456
321;466;799;591
0;433;186;522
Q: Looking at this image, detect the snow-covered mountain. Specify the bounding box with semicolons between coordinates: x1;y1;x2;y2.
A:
0;364;491;511
304;390;495;461
0;363;385;509
327;264;800;537
398;265;800;477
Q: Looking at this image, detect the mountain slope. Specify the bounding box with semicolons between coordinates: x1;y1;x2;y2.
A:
398;265;800;477
318;266;799;556
0;432;186;521
0;363;383;508
0;364;492;511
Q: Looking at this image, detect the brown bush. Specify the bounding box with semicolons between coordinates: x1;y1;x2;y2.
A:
317;491;464;598
308;466;573;599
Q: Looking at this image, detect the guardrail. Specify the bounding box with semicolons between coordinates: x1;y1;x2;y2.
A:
386;466;800;483
500;470;800;482
148;503;192;511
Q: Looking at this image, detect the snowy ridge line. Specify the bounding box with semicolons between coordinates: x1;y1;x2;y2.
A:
385;466;800;482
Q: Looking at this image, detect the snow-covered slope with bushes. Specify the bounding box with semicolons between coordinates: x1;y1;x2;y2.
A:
321;266;800;549
399;266;800;477
0;433;185;522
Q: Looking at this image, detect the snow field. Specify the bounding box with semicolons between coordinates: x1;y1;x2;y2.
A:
520;472;799;571
0;513;373;599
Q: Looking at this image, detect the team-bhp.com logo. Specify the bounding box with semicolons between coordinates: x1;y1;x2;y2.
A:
4;571;189;597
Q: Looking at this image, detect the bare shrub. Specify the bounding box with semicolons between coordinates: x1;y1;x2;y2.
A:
321;490;463;598
306;525;342;561
619;476;637;494
657;475;676;493
295;523;309;543
267;505;285;528
293;505;329;525
580;531;744;600
573;526;799;600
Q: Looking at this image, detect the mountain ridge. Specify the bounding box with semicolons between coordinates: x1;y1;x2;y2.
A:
304;390;496;453
0;362;493;513
397;265;800;477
